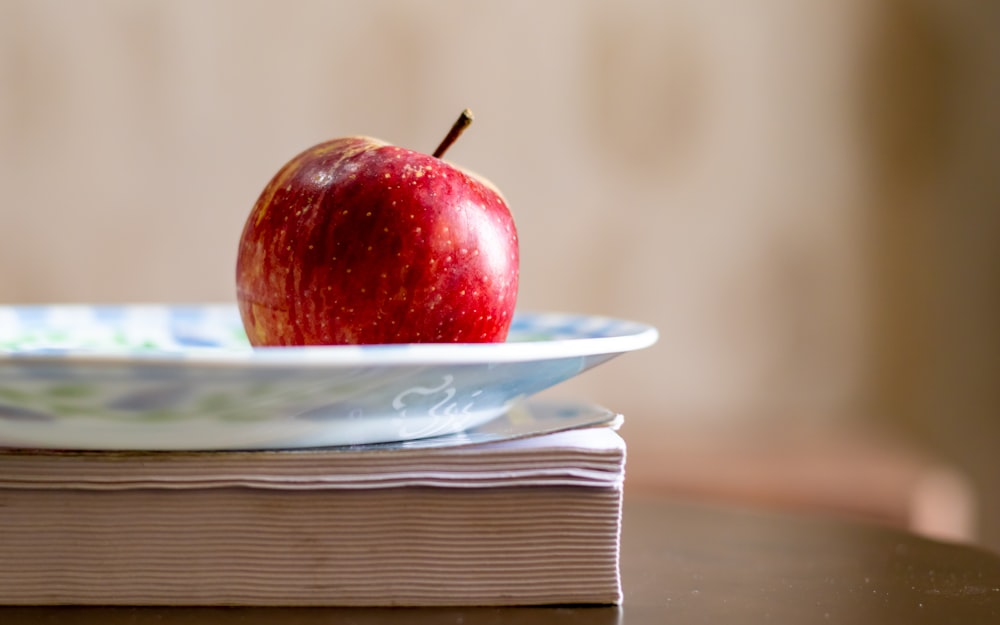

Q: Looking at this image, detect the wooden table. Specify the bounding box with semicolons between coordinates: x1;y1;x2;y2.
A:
4;496;999;624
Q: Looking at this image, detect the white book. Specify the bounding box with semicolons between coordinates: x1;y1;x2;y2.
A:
0;408;625;607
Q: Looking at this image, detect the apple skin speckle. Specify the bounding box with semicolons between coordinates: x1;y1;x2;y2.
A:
236;135;519;346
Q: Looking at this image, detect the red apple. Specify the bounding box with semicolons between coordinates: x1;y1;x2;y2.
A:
235;110;519;346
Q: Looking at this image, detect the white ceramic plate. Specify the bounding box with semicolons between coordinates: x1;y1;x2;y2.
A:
0;305;657;450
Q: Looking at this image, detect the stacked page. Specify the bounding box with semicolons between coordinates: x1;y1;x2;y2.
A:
0;421;625;606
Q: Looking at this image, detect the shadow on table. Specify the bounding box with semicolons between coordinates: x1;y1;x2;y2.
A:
0;605;622;625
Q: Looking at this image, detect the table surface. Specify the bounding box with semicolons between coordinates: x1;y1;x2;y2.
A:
4;495;1000;624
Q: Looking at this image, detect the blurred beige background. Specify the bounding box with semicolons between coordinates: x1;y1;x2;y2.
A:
1;1;998;549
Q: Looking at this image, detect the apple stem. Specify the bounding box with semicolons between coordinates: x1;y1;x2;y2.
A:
432;109;474;158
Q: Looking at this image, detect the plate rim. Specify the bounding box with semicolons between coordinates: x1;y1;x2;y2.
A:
0;305;659;368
